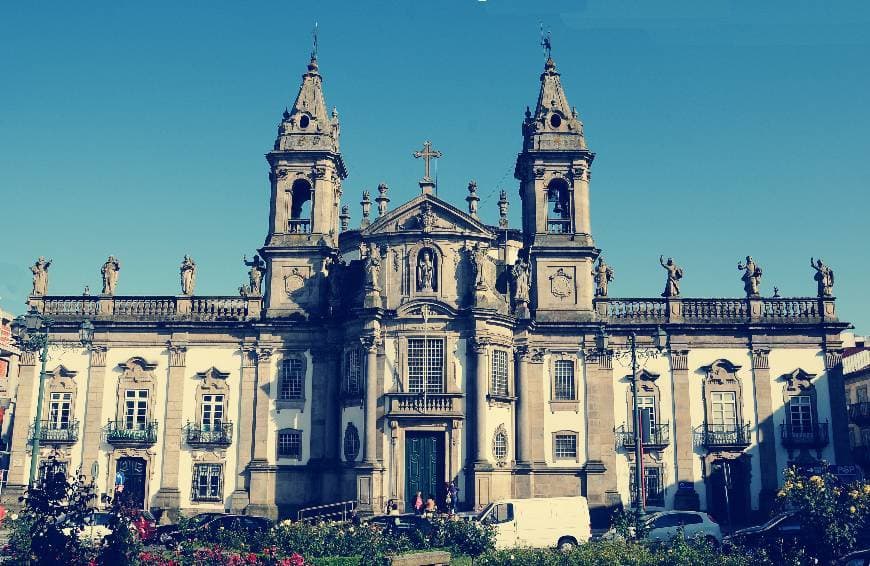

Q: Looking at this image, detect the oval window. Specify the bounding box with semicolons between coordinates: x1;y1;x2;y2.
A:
550;114;562;128
299;115;310;129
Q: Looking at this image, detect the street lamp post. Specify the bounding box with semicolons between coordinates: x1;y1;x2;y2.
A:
11;308;94;486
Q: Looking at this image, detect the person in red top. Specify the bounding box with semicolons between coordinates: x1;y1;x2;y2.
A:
413;491;423;515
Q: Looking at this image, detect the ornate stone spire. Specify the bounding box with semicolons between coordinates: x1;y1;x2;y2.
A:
273;54;341;153
522;57;586;152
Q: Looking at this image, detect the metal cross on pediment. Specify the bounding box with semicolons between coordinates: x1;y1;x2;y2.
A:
413;141;442;182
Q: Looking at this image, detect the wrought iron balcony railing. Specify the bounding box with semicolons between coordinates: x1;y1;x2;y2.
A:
849;402;870;426
615;423;670;450
780;422;829;448
694;423;752;450
185;422;233;447
29;420;79;444
104;420;158;446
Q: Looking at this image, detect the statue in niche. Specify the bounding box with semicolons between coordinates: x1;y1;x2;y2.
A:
592;256;614;298
180;255;196;296
30;256;52;296
416;249;435;292
469;243;489;290
101;255;121;295
243;254;266;295
737;255;763;297
511;256;531;304
364;243;381;290
659;255;683;298
810;257;834;297
326;253;345;309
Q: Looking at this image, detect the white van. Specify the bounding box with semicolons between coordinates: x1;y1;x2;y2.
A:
477;496;591;550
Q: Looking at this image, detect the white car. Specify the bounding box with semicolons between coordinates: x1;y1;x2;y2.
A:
602;510;722;544
62;511;113;545
477;496;591;550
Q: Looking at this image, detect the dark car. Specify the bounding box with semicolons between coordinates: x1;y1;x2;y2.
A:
836;548;870;566
155;512;226;546
163;514;272;548
723;511;802;548
367;514;435;539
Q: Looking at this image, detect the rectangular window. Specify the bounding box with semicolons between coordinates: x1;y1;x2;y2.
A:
201;395;224;430
710;391;737;431
789;396;813;432
38;460;68;484
280;358;304;400
635;396;656;443
857;386;868;403
192;463;223;502
48;392;72;429
124;390;148;430
344;349;362;396
553;360;575;400
554;434;577;459
278;430;302;460
491;350;509;397
407;338;444;394
629;467;665;507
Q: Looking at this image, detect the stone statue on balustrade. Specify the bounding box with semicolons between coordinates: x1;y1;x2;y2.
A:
810;257;834;297
512;256;531;304
737;256;763;297
416;249;435;292
659;255;683;298
592;256;614;298
469;243;489;290
364;243;381;291
243;254;266;296
180;255;196;296
30;256;52;296
101;255;121;295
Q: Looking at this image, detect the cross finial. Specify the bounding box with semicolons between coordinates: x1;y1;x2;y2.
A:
311;22;319;60
540;23;552;59
413;140;442;183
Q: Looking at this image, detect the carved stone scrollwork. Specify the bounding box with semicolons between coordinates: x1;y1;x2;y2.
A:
276;168;290;179
257;348;274;363
751;349;770;370
167;343;187;367
89;345;108;367
19;351;37;366
515;345;530;362
781;368;817;394
241;345;258;368
360;335;380;354
534;167;546;178
530;348;547;363
469;337;490;354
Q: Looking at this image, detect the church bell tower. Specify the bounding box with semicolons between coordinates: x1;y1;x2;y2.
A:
260;53;347;316
514;56;599;320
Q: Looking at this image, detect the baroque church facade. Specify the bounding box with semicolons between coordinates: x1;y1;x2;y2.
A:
5;50;852;526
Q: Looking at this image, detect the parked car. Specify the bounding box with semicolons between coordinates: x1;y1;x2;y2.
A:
162;514;272;548
836;548;870;566
61;509;157;545
366;514;435;539
602;511;722;545
476;496;591;550
154;512;226;546
722;511;802;549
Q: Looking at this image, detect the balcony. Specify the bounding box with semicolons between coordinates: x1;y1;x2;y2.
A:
385;392;465;418
288;219;311;233
694;423;752;451
616;423;670;450
849;403;870;426
781;422;829;449
29;420;79;444
104;421;158;447
185;422;233;447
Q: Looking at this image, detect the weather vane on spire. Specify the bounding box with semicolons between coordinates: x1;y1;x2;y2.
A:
312;21;319;59
540;23;552;59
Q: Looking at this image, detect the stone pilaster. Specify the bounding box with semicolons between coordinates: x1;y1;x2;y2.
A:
471;337;490;466
515;347;532;464
80;346;108;484
670;349;699;510
247;346;278;519
362;336;380;464
584;350;619;527
528;349;547;464
751;348;777;513
154;343;186;516
825;350;852;465
4;351;39;495
230;346;257;513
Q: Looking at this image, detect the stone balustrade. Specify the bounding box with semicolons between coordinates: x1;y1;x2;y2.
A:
598;296;834;324
385;392;465;417
34;295;260;322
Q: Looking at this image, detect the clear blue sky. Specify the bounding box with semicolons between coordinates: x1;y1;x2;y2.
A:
2;1;868;333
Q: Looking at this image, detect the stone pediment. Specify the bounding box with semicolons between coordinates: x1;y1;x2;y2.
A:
362;194;494;239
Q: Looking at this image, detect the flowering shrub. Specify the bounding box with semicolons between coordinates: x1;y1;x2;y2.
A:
138;549;306;565
772;467;870;563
